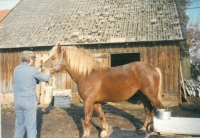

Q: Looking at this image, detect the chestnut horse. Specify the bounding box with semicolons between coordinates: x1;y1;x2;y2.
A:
42;44;164;138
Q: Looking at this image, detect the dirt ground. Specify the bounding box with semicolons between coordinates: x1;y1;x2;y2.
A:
2;96;200;138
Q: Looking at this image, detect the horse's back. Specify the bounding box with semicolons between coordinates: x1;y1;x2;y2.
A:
99;61;159;87
112;61;158;78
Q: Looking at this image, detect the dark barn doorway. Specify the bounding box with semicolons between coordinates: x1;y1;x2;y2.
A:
110;53;141;104
111;53;140;67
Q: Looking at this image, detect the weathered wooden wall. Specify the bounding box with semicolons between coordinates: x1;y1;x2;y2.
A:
1;50;21;93
0;41;181;104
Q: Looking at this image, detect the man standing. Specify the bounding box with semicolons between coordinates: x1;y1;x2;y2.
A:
13;51;50;138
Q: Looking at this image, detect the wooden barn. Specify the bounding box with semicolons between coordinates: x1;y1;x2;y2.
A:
0;0;186;105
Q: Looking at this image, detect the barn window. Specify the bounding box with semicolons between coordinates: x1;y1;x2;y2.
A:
110;53;140;67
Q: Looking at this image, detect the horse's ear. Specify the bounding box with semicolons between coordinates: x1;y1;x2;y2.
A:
63;48;66;58
57;43;62;53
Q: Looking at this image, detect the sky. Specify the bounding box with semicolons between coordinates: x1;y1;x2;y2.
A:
0;0;20;10
186;0;200;27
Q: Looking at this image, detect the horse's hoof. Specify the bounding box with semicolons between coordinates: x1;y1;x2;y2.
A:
82;135;89;138
82;136;89;138
136;127;146;135
100;131;108;138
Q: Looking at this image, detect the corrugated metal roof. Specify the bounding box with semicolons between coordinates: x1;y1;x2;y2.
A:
0;0;184;49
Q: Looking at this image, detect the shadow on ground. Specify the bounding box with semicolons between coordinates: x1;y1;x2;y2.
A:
35;94;144;138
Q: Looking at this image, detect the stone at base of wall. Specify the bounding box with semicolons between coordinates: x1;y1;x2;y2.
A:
1;92;82;107
1;93;14;106
1;93;181;109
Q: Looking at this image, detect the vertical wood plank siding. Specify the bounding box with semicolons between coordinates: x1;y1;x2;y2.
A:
0;42;180;98
1;50;21;93
0;47;52;93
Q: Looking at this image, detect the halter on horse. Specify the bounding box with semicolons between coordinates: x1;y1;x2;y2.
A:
41;50;64;74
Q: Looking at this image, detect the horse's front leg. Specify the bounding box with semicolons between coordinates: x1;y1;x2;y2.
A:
94;103;108;138
82;101;94;138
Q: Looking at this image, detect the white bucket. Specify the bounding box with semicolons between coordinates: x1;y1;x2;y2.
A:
157;109;172;120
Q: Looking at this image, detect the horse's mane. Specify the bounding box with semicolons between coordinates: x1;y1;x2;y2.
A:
50;46;108;76
66;46;108;76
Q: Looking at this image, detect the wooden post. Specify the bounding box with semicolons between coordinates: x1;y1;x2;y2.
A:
0;90;1;138
180;63;187;99
40;82;45;105
35;54;49;106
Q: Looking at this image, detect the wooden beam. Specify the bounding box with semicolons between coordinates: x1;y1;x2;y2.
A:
180;63;187;99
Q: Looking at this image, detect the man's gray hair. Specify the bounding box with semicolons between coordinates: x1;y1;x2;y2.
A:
22;57;34;63
21;51;36;63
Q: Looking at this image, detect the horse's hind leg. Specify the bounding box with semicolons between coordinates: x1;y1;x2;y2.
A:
139;89;164;132
94;103;108;138
139;93;154;131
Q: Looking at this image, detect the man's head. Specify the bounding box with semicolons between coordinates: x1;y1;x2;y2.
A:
22;51;36;66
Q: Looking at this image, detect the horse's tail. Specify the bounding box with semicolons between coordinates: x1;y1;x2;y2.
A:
155;68;163;103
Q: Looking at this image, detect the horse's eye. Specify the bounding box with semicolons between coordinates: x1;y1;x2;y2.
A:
51;57;56;60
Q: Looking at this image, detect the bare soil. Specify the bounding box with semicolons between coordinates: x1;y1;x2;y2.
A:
2;96;200;138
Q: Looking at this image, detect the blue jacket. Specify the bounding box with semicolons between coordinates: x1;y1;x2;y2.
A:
14;62;50;93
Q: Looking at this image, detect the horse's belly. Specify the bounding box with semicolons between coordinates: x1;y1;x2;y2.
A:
99;88;137;102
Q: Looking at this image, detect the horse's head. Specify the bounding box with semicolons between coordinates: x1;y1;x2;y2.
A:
41;43;66;75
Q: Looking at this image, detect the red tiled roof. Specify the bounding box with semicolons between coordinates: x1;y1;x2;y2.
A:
0;10;10;21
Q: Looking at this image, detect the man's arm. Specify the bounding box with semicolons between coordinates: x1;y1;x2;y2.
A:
33;68;50;82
